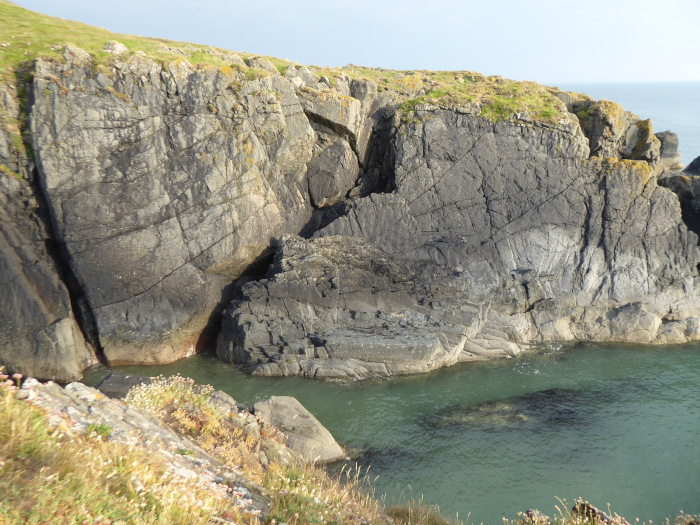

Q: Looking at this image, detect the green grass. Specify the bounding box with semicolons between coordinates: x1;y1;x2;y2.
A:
1;0;570;135
0;0;286;83
85;422;111;439
396;75;567;123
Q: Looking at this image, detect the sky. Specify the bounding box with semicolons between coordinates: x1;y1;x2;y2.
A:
11;0;700;84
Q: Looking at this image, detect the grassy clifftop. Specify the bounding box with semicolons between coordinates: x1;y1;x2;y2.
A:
0;0;575;123
0;0;290;81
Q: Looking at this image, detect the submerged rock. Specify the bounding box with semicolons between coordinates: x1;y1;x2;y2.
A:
423;388;585;430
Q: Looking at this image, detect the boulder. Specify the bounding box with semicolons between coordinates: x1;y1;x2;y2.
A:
298;87;363;146
656;130;683;170
252;396;345;464
104;40;128;55
285;64;319;90
245;56;279;75
30;47;315;365
576;99;660;162
307;133;359;208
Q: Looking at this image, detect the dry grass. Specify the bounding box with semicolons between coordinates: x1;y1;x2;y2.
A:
387;495;463;525
0;370;227;524
126;375;394;524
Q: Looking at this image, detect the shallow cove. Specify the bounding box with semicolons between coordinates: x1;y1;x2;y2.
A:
104;344;700;524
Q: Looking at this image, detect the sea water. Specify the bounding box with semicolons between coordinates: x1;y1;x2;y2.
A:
109;344;700;524
559;82;700;166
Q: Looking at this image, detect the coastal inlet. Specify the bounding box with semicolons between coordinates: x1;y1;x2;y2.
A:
110;342;700;524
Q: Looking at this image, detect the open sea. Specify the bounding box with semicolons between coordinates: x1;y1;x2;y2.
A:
559;82;700;166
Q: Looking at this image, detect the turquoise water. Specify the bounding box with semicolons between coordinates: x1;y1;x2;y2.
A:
108;344;700;524
559;82;700;166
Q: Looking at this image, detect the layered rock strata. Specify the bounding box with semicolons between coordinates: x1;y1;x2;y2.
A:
218;107;700;378
3;42;700;382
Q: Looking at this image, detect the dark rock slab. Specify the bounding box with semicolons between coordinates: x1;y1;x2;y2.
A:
0;81;95;382
96;372;152;399
685;155;700;175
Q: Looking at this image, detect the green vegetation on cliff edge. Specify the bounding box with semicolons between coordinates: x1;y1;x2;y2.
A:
0;0;571;125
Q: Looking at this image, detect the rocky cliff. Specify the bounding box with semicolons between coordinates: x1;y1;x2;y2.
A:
2;4;699;381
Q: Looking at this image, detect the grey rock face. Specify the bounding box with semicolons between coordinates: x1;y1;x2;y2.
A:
298;87;363;147
285;64;320;90
245;56;279;75
307;132;359;208
0;176;96;381
30;49;315;365
253;395;345;464
218;108;700;378
17;44;700;380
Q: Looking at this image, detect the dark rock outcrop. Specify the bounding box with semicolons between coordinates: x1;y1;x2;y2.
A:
0;81;95;382
658;170;700;244
216;234;514;380
573;99;660;162
685;155;700;175
656;130;684;170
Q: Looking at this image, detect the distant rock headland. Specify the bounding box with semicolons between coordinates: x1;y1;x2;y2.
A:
3;21;700;381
